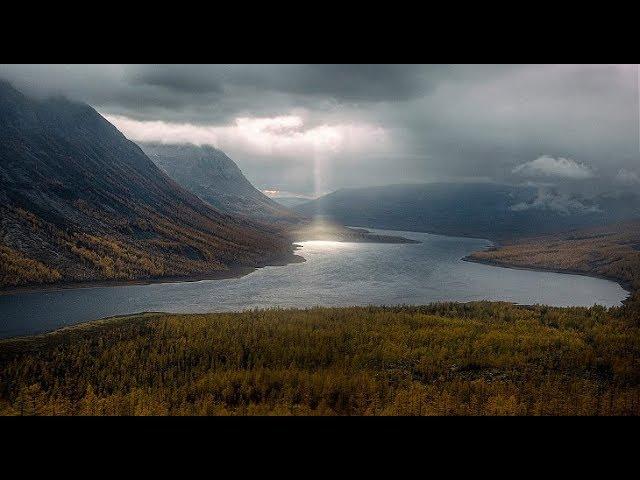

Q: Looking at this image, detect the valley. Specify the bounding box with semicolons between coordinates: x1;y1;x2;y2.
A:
1;65;639;418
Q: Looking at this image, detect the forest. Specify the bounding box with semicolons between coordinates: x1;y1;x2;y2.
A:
1;302;639;416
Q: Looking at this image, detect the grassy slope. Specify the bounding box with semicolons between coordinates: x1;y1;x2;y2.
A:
1;304;639;416
468;221;640;314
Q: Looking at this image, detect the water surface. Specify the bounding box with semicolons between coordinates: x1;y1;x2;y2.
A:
0;229;628;338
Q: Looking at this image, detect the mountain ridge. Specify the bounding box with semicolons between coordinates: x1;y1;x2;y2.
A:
0;81;298;289
140;142;301;226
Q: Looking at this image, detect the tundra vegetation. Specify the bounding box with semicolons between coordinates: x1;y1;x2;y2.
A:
1;303;638;416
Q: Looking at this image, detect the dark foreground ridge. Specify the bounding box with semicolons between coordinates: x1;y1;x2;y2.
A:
1;303;638;415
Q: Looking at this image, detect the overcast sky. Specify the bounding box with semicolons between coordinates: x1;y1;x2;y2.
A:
1;64;638;199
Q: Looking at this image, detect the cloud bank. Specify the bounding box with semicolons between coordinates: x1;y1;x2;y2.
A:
1;64;638;195
615;168;640;185
106;113;390;159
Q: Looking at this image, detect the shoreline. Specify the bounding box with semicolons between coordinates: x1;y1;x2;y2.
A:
0;226;416;296
2;227;631;304
0;252;306;297
462;255;634;302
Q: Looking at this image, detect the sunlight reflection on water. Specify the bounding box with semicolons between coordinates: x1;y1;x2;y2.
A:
0;228;629;338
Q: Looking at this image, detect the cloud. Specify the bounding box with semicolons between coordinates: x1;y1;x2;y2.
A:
614;168;640;185
512;156;596;180
126;65;224;94
1;64;638;196
123;64;442;102
510;189;601;215
105;113;391;159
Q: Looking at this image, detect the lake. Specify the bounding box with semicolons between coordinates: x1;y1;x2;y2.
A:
0;229;629;338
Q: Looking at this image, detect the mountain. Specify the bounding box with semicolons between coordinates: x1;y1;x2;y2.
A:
0;81;298;289
141;143;302;226
295;183;640;241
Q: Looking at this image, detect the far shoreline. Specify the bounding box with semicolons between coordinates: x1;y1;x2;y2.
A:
2;226;630;305
462;255;633;304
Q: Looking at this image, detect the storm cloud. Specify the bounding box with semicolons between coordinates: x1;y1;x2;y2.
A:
1;64;638;197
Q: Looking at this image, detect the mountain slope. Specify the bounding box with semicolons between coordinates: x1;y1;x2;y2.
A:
141;143;301;226
0;81;297;289
295;183;640;241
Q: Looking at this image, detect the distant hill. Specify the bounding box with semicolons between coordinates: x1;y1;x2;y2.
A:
141;143;302;226
272;197;313;209
295;183;640;241
0;81;297;289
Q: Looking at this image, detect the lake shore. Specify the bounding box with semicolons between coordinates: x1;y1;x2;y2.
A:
1;229;628;340
463;254;634;302
462;221;640;308
0;226;417;296
0;252;306;297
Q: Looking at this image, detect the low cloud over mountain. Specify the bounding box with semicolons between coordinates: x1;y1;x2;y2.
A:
1;65;638;197
512;156;596;180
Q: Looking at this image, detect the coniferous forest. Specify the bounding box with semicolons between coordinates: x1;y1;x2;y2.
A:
1;303;638;416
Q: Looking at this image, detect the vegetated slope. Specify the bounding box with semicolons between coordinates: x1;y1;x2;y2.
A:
0;80;297;289
468;220;640;314
1;303;638;415
141;143;302;226
295;183;640;241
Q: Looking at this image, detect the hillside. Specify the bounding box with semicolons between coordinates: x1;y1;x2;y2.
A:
1;303;638;415
468;220;640;314
141;143;302;226
0;81;298;290
295;183;640;241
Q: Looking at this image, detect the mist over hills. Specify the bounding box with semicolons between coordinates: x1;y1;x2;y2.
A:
0;81;297;289
295;183;640;241
141;143;301;226
138;143;419;244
